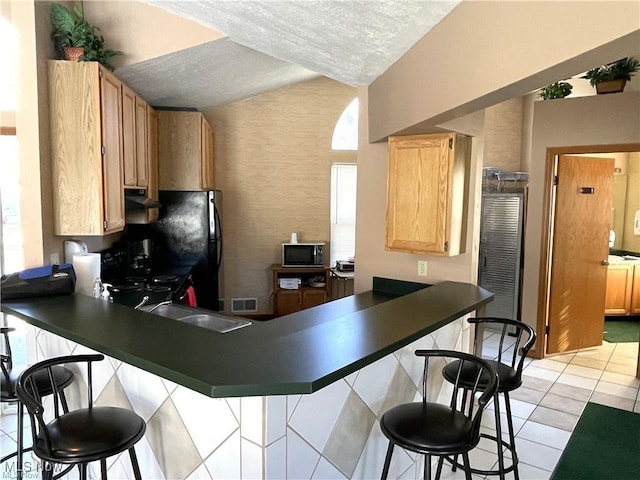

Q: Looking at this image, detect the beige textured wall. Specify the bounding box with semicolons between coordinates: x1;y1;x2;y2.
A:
483;97;524;171
205;77;356;313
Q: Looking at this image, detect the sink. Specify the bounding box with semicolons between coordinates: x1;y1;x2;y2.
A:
178;314;251;333
140;304;251;333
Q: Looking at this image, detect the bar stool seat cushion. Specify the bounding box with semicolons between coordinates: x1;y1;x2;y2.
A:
443;359;520;392
1;365;74;401
34;406;146;463
381;402;476;455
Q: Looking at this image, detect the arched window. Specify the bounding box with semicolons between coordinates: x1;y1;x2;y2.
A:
329;98;358;267
331;97;358;151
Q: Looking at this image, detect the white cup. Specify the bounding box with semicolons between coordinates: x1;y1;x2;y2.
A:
290;233;298;244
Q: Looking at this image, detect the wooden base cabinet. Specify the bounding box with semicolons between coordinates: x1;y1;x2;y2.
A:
604;263;640;315
386;132;470;256
158;111;215;191
48;61;125;235
272;265;330;316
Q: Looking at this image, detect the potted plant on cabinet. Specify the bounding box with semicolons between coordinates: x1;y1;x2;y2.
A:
50;2;122;71
539;81;573;100
581;57;640;94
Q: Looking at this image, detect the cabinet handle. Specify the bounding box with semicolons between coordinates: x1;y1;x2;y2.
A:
602;259;609;266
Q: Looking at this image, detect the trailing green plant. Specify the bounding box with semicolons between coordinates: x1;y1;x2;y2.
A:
581;57;640;86
50;2;122;71
539;81;573;100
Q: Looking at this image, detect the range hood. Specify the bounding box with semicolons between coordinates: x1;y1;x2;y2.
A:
125;189;161;209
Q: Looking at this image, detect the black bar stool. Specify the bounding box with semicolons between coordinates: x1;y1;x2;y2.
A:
380;350;498;480
442;317;536;480
1;327;75;480
16;354;146;480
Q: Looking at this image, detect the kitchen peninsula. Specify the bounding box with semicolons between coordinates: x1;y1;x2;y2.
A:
2;280;492;479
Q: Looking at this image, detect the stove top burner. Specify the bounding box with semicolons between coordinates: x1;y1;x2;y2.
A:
110;283;144;294
151;274;179;285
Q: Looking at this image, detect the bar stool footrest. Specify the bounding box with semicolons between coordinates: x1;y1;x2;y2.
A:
445;432;519;476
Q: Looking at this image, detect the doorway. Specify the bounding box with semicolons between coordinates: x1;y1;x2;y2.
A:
537;144;640;357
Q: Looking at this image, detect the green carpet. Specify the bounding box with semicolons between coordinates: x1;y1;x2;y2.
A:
551;402;640;480
603;319;639;343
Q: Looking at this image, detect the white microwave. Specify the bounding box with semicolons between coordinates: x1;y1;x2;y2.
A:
282;242;325;267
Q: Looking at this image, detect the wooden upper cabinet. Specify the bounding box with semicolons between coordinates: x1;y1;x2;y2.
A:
135;96;149;187
385;132;471;256
48;60;125;235
121;85;137;187
122;85;149;188
146;107;159;223
158;111;215;191
201;117;215;190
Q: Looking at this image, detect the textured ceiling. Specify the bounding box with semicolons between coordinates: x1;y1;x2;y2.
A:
116;0;460;110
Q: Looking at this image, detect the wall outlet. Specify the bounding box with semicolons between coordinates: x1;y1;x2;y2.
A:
50;252;60;265
418;260;427;277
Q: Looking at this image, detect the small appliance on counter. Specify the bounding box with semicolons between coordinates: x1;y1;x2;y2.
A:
63;239;88;263
282;242;325;267
335;260;355;272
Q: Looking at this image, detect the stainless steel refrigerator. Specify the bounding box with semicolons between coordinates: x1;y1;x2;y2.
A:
151;190;223;311
478;191;525;320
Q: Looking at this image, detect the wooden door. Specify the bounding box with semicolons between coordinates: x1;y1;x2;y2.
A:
302;289;327;309
121;85;137;187
99;68;125;233
135;97;148;187
604;264;633;315
276;291;301;316
547;155;613;354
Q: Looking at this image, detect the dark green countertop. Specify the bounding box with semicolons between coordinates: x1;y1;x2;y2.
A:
1;281;493;397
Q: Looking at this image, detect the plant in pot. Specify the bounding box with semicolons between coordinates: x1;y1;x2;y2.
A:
581;57;640;94
50;2;122;71
539;81;573;100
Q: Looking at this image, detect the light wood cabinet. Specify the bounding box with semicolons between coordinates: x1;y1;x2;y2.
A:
146;107;159;223
122;85;149;188
48;60;125;235
272;265;330;316
158;111;215;190
385;132;471;256
604;264;634;315
632;265;640;315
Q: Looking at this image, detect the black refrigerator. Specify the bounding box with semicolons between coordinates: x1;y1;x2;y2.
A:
151;190;223;311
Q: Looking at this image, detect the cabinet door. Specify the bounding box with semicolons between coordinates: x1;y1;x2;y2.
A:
631;265;640;315
604;264;633;315
276;291;301;316
121;85;137;187
146;107;159;222
99;68;125;233
301;289;327;310
135;96;149;187
158;111;203;190
201;117;215;189
385;133;469;256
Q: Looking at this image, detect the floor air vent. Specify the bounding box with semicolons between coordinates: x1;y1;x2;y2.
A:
231;298;258;313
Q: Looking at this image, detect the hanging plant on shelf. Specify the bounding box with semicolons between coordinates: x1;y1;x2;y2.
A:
50;1;122;71
581;57;640;94
539;81;573;100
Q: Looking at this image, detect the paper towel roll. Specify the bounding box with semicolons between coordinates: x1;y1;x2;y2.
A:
72;253;101;296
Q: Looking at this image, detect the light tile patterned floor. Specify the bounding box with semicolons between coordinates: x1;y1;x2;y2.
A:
2;337;639;479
